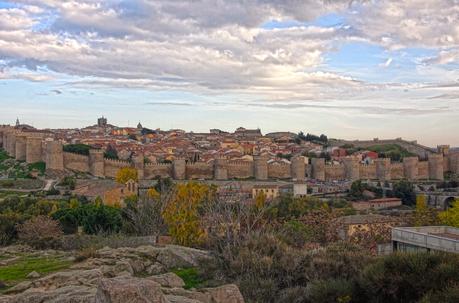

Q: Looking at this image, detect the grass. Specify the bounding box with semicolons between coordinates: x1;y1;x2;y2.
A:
0;256;72;283
172;267;204;289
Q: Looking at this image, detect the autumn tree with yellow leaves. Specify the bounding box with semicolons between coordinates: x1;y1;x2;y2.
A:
411;195;439;226
439;199;459;228
162;182;215;246
115;167;138;184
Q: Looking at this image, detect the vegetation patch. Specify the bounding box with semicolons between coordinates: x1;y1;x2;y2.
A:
367;144;416;161
0;256;72;283
172;267;204;289
63;144;92;156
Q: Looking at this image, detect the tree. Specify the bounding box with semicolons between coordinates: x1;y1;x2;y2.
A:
392;180;416;206
162;182;214;246
104;144;118;159
17;215;63;248
411;195;439;226
255;191;267;209
63;144;91;155
115;167;138;184
438;199;459;227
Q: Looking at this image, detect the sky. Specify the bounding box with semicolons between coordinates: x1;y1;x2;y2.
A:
0;0;458;147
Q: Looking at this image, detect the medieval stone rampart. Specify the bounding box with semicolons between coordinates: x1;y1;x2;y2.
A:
144;163;173;179
325;164;345;181
185;162;214;179
268;162;291;179
63;152;90;172
3;133;456;182
227;161;254;179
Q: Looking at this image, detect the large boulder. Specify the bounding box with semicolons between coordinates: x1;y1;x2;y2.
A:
148;273;185;288
95;276;168;303
202;284;245;303
2;285;96;303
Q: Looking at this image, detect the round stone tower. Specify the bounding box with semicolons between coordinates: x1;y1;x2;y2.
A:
311;158;325;181
89;149;105;178
172;158;186;180
403;157;418;180
6;132;16;157
253;155;268;180
26;137;43;163
375;158;391;181
214;158;228;180
291;156;306;181
15;135;27;161
428;154;444;180
133;153;145;180
448;152;459;175
45;140;64;171
343;157;360;181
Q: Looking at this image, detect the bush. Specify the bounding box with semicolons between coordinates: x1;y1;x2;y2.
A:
53;204;123;235
17;215;63;249
357;252;459;303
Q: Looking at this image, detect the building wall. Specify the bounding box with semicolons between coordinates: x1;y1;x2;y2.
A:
417;161;429;179
63;152;90;172
104;158;131;178
15;135;27;161
144;163;172;179
227;161;254;179
26;137;43;163
268;162;291;179
359;164;376;179
390;163;404;179
185;162;214;179
325;164;345;181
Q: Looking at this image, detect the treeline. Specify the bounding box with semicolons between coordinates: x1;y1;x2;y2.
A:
296;132;328;144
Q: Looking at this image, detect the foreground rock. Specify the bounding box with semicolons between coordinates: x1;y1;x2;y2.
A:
0;245;244;303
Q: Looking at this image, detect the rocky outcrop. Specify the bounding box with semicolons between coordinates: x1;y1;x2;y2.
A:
0;245;244;303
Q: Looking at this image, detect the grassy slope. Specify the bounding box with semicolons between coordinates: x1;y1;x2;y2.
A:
0;256;72;283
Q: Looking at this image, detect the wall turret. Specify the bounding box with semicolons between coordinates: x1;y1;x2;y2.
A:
6;131;16;157
375;158;391;181
26;137;43;163
253;155;268;180
15;135;27;161
343;157;360;181
172;158;186;180
428;154;444;180
403;157;418;180
291;156;306;181
311;158;325;181
214;158;228;180
45;140;64;171
133;153;145;180
448;152;459;175
89;149;105;177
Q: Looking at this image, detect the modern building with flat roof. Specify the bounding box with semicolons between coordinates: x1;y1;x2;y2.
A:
392;226;459;254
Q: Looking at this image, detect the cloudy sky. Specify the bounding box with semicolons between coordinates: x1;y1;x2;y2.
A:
0;0;458;146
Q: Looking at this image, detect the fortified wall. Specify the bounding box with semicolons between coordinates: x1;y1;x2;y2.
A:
1;126;459;182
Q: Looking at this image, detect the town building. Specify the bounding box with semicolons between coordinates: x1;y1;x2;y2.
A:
392;226;459;254
351;197;402;211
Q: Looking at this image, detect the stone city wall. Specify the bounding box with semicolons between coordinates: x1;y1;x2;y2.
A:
104;158;131;178
268;162;291;179
325;164;345;181
1;128;457;182
185;162;214;179
63;152;90;172
359;164;376;180
144;163;172;179
227;161;254;179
